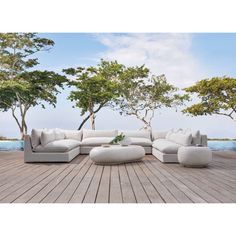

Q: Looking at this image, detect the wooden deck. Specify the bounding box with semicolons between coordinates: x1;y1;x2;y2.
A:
0;151;236;203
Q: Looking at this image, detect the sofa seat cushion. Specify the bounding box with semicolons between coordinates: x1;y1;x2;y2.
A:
34;139;81;153
130;137;152;146
81;137;114;146
152;139;181;154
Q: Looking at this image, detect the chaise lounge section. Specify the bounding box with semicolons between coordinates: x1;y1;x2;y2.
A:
152;129;208;163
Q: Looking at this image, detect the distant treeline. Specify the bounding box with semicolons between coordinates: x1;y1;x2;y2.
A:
208;138;236;141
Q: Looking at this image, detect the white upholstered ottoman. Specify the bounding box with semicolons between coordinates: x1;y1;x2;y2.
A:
178;146;212;167
90;145;145;165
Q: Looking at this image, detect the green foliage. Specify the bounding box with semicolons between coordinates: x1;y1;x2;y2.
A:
63;59;124;129
0;33;66;138
0;71;67;111
0;33;54;78
109;133;125;144
113;71;188;129
183;77;236;120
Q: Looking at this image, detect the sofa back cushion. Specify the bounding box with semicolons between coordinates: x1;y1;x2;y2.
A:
31;129;44;148
152;131;168;141
189;129;201;145
121;130;151;139
62;129;82;141
41;130;56;146
54;129;66;140
166;131;192;146
82;129;118;139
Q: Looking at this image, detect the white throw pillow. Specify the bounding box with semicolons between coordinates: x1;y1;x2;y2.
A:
182;129;201;145
40;130;56;146
82;129;118;139
31;129;44;148
63;129;82;141
165;128;183;139
166;132;192;146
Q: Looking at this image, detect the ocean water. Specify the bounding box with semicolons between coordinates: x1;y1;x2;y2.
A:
0;140;235;152
208;141;236;151
0;141;24;151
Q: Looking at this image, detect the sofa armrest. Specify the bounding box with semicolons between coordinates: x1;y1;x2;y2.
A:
24;135;33;162
200;135;208;147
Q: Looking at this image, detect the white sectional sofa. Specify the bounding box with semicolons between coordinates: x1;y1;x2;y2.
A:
152;129;207;163
24;128;207;163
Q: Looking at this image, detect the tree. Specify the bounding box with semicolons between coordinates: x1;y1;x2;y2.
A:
0;33;67;139
182;76;236;121
114;70;188;130
63;60;124;130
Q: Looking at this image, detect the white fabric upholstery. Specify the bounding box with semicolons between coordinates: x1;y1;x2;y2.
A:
152;139;181;154
178;146;212;167
62;129;82;141
130;137;152;146
152;148;178;163
166;131;192;146
80;146;152;155
121;130;151;139
184;129;201;145
54;129;65;140
90;145;145;164
31;129;44;148
82;129;118;139
24;135;80;163
40;130;56;146
152;131;168;140
81;137;114;146
34;139;81;153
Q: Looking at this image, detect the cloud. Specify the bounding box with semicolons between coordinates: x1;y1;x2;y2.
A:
96;33;205;87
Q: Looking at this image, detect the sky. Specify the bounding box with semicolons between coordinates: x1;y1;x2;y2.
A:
0;33;236;139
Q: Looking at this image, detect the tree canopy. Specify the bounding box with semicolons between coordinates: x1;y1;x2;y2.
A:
113;70;188;130
182;76;236;121
0;33;66;139
63;60;124;130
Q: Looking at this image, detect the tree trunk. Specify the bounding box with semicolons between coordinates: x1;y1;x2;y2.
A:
11;105;28;140
90;112;95;130
78;104;105;130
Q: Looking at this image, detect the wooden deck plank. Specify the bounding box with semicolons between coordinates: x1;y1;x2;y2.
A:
13;165;69;203
0;166;57;203
0;165;41;194
83;165;103;203
162;164;220;203
28;164;77;203
95;165;111;203
109;165;123;203
148;160;206;203
0;152;236;203
138;162;178;203
118;165;136;203
67;163;97;203
125;163;150;203
0;165;51;200
145;159;192;203
177;167;236;202
132;162;164;203
41;160;91;203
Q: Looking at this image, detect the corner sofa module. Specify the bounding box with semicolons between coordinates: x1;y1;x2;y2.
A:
120;130;152;154
24;135;80;163
80;129;118;154
151;129;208;163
